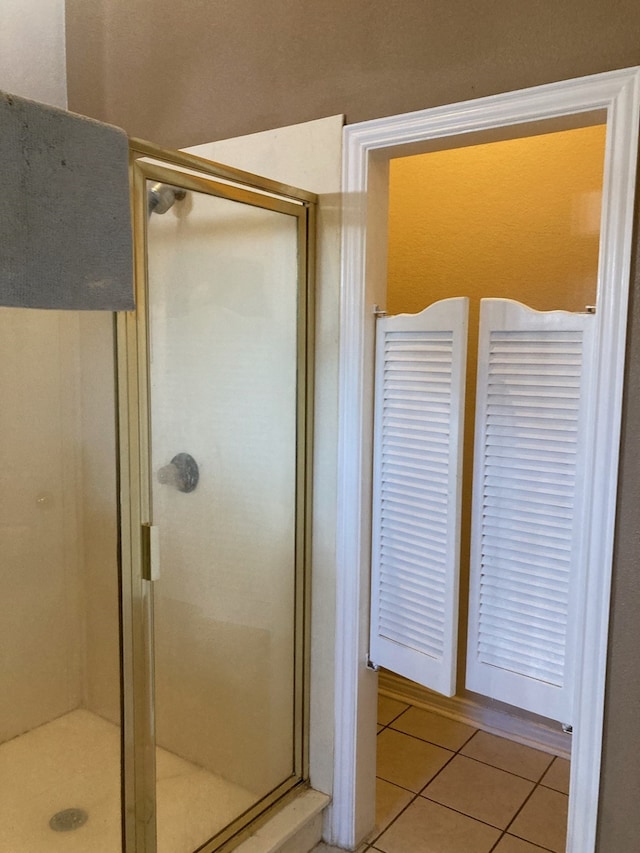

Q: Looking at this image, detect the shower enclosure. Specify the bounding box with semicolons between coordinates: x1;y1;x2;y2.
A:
1;142;316;853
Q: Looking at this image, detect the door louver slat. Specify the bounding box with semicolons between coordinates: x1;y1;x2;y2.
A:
369;298;468;695
466;299;595;722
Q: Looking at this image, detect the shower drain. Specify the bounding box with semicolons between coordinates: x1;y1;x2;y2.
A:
49;807;89;832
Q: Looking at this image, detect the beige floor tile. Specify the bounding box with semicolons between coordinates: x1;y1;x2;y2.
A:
390;707;477;751
493;835;550;852
375;797;500;853
509;786;568;853
540;756;570;794
422;755;534;829
461;731;554;782
375;778;414;834
378;694;410;726
376;729;453;792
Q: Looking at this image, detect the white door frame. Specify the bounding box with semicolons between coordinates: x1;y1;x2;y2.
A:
332;67;640;851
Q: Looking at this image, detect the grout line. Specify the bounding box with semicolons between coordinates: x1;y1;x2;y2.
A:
500;778;547;847
374;775;418;796
415;748;461;794
386;722;479;754
382;725;556;786
505;785;538;830
538;755;571;794
369;747;463;846
377;726;458;754
369;738;462;846
376;703;411;729
487;829;507;852
456;726;480;752
452;750;554;784
418;793;513;831
366;787;422;846
504;828;557;853
375;700;567;852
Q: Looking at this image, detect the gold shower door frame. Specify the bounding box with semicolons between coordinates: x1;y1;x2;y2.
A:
116;140;316;853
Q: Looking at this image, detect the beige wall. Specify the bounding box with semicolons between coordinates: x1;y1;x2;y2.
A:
0;2;81;742
66;0;640;149
64;4;640;850
79;313;121;724
0;3;121;743
0;311;84;740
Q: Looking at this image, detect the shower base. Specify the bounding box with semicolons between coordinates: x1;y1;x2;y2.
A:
0;708;255;853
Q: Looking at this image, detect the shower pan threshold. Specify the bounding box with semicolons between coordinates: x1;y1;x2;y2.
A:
0;708;255;853
234;788;329;853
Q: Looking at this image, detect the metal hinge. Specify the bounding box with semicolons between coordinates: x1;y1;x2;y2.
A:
141;523;160;581
366;657;380;672
373;305;387;318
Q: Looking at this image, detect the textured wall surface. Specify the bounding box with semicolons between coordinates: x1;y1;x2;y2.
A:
64;4;640;850
597;167;640;852
66;0;640;148
387;127;605;316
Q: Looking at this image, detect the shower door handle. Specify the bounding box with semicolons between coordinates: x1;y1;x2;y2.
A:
141;523;160;581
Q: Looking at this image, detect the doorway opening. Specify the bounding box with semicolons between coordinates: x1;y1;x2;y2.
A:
333;68;640;853
367;124;606;852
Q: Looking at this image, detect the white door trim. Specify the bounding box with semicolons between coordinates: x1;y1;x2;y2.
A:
332;67;640;851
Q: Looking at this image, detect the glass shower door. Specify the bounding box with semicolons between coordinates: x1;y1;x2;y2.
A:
119;150;314;853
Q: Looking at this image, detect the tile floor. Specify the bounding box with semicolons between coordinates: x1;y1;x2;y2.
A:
364;696;570;853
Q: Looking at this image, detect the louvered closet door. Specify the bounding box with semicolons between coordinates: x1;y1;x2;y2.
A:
370;297;468;696
466;299;596;723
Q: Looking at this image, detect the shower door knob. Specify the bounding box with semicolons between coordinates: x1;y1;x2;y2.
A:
157;452;199;493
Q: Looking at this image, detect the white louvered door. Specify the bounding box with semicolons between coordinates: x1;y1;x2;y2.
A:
466;298;596;723
369;297;468;696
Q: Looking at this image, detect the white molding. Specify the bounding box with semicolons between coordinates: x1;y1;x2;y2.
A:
333;67;640;851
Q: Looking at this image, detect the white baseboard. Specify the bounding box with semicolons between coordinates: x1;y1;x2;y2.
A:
379;671;571;759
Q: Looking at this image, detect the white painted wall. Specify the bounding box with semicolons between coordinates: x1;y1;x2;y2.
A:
0;0;67;108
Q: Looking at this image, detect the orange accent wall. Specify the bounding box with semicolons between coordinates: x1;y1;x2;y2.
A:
387;125;606;315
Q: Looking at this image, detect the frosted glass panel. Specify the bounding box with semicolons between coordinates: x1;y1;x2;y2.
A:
146;185;299;851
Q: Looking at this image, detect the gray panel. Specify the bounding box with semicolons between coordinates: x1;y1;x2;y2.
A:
0;91;133;310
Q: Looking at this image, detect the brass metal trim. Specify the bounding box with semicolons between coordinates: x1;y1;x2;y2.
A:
116;149;159;853
137;159;304;217
118;140;317;853
140;523;159;582
129;137;318;205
